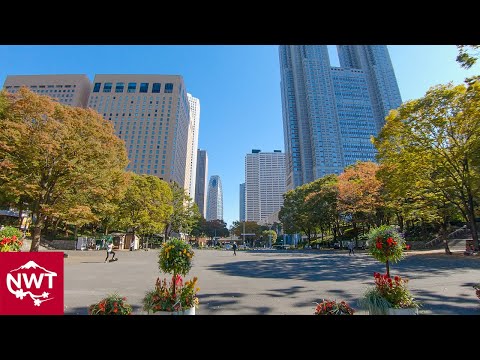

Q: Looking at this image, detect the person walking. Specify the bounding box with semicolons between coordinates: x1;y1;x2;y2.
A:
232;241;238;256
105;242;116;262
348;241;355;256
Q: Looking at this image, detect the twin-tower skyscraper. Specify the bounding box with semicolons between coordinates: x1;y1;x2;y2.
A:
279;45;402;191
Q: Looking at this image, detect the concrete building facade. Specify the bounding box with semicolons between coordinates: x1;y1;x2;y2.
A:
245;150;286;223
3;74;92;107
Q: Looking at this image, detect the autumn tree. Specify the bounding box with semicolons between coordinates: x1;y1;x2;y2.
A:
0;88;129;251
456;45;480;69
262;230;277;247
373;82;480;251
337;161;384;233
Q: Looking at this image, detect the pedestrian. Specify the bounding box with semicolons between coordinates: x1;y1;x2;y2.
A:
105;242;116;262
232;241;237;256
348;241;355;256
130;240;134;251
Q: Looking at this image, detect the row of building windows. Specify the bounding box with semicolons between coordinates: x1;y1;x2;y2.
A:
93;82;174;94
5;84;76;89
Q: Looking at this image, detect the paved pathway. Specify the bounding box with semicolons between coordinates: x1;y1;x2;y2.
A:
63;248;480;315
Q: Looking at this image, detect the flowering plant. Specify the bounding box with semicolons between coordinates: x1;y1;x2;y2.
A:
158;238;194;276
314;299;355;315
88;294;133;315
367;225;405;276
0;226;23;252
0;235;23;252
372;272;418;308
143;275;199;313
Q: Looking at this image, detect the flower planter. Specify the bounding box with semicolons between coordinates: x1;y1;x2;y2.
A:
144;307;196;315
387;307;418;315
368;307;418;315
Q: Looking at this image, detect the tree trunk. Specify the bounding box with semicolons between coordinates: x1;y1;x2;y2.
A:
74;225;78;241
397;213;404;233
52;218;61;239
467;192;479;251
30;213;44;252
385;259;390;278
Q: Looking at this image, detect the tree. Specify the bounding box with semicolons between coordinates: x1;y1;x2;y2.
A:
262;230;277;247
163;182;201;241
117;173;173;244
203;219;229;240
337;162;383;232
373;82;480;251
456;45;480;69
279;184;319;245
304;174;339;243
0;88;129;251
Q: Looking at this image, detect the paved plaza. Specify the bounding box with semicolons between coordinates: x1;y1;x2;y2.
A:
63;248;480;315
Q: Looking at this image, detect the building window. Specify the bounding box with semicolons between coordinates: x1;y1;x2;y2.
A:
115;82;124;93
93;83;101;92
103;82;112;93
128;83;137;93
152;83;161;93
165;83;173;93
140;83;149;93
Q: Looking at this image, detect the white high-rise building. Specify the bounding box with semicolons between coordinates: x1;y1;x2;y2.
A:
245;149;286;223
185;94;200;199
206;175;223;221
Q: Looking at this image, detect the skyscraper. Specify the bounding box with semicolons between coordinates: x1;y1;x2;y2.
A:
3;74;92;107
87;75;190;188
279;45;402;190
239;183;246;222
245;150;286;223
194;149;208;218
206;175;223;221
185;94;200;199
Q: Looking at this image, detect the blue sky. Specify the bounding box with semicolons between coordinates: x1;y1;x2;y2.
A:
0;45;478;227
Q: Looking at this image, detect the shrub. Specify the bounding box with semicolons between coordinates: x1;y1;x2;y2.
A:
158;238;194;277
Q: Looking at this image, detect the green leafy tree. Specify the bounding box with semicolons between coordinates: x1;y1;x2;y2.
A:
203;219;229;240
305;174;339;243
117;173;173;243
373;82;480;251
163;182;201;241
0;88;129;251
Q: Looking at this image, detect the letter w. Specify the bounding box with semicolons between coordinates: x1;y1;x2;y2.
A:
22;273;44;289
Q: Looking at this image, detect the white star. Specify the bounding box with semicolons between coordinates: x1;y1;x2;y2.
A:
34;299;42;306
42;292;49;298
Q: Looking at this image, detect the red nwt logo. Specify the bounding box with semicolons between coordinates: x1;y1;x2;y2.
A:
0;252;64;315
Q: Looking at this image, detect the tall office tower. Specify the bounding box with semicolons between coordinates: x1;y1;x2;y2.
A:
206;175;223;221
194;149;208;218
87;75;190;187
279;45;402;190
185;94;200;199
239;183;246;222
245;150;286;223
3;75;92;107
337;45;402;134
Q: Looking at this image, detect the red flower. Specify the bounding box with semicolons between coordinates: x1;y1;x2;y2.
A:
394;276;400;282
376;243;383;249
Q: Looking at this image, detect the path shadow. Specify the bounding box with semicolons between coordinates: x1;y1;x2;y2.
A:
208;252;480;283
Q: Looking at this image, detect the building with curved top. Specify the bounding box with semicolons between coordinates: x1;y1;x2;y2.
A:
206;175;223;221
